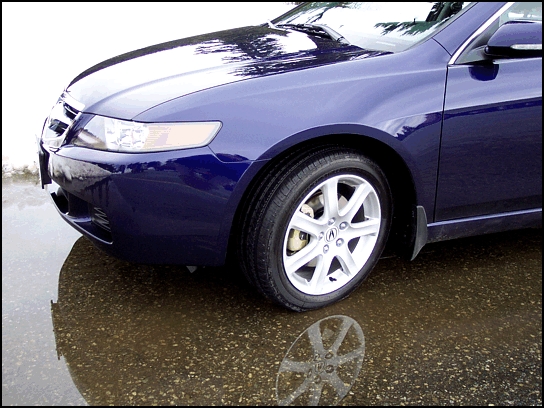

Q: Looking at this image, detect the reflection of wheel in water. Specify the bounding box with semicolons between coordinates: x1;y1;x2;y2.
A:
276;315;365;406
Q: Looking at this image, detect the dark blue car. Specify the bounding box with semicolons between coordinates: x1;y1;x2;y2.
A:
38;2;542;311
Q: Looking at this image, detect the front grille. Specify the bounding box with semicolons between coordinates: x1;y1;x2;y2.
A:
63;102;79;120
48;118;69;135
48;182;113;243
91;207;111;232
47;96;80;136
42;92;85;148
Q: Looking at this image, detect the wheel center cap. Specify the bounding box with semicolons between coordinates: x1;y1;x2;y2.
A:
325;227;339;242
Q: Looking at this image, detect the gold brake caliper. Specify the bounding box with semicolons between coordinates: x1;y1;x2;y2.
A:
287;204;314;252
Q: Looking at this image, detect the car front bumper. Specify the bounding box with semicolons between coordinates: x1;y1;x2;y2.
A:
38;141;253;266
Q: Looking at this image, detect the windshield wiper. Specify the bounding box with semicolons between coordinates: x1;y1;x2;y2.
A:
276;23;350;45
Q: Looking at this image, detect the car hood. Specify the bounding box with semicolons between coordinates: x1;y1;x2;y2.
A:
66;25;388;119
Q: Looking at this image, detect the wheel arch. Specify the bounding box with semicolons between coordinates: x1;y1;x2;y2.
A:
226;132;419;265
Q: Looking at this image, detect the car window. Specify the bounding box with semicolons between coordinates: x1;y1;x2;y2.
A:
273;2;473;53
500;2;542;25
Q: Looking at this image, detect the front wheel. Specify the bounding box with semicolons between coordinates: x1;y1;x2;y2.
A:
239;147;392;311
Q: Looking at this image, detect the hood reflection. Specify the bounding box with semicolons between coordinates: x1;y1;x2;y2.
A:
66;25;388;118
51;238;365;406
70;25;377;87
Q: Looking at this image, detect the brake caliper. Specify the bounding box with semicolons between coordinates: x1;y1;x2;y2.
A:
287;204;314;252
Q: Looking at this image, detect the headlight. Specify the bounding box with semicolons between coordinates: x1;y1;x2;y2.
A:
72;116;222;152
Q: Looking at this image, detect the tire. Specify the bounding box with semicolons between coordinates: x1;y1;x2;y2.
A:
239;146;392;311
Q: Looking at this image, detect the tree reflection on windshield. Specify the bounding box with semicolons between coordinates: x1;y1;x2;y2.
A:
275;2;470;52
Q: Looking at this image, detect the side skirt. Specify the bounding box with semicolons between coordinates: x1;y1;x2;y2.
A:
427;208;542;244
409;207;542;261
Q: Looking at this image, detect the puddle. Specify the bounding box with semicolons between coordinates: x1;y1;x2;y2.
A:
2;177;542;405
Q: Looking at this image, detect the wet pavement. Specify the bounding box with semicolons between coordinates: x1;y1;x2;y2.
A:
2;176;542;406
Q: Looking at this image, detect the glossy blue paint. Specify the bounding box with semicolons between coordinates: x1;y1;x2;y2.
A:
39;2;542;267
49;143;251;265
487;20;542;49
436;57;542;221
135;39;451;224
67;26;387;120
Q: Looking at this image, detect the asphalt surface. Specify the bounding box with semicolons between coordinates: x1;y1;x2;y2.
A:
2;175;542;406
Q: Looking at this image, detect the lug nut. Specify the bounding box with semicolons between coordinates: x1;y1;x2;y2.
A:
336;238;344;247
328;218;336;226
318;231;324;240
339;222;348;230
323;245;329;254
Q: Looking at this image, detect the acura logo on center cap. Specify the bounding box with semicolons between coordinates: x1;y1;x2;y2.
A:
325;227;338;242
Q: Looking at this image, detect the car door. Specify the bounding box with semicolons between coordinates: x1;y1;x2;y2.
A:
435;2;542;222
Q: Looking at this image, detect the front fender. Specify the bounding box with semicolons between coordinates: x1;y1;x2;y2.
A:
134;39;451;259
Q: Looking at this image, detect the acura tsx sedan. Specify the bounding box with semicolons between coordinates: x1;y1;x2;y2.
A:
38;2;542;311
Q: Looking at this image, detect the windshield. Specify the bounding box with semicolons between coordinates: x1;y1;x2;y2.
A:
273;2;472;52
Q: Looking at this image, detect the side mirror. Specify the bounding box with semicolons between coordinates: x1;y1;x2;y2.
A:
485;20;542;58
